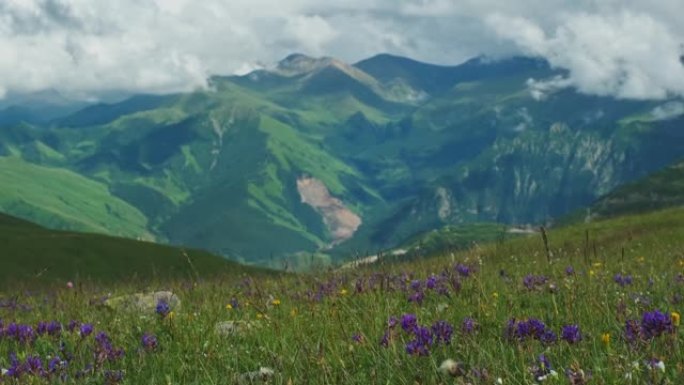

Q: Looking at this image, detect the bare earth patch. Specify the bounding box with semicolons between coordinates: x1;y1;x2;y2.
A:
296;176;361;246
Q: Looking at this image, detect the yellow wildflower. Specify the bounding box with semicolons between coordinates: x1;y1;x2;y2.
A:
271;299;281;306
339;289;348;296
168;311;175;320
592;262;602;268
492;292;499;299
601;333;610;345
290;308;298;317
256;313;264;320
672;312;681;327
225;304;233;310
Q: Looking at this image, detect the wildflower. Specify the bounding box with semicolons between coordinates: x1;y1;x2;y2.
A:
156;300;171;318
462;317;477;334
439;359;465;377
168;311;175;320
66;281;74;289
339;289;348;296
405;326;433;356
640;310;674;339
531;354;557;382
431;320;454;345
401;314;418;332
601;333;611;345
565;266;575;276
79;323;94;338
648;358;665;372
226;304;233;310
141;333;158;351
290;308;297;317
408;291;425;304
561;324;582;344
455;264;471;277
271;299;281;306
672;311;680;327
351;334;364;344
613;273;633;287
540;330;557;345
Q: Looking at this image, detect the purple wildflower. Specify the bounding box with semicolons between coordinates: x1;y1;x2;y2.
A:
405;326;433;356
141;333;158;351
431;320;454;345
455;264;471;277
408;291;425;304
613;273;633;287
461;317;477;334
640;310;674;339
565;266;575;276
79;323;94;338
401;314;418;332
156;300;171;318
561;324;582;344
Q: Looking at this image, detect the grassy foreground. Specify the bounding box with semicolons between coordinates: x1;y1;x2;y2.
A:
1;208;684;384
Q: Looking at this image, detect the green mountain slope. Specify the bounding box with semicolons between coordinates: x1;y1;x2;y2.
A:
1;54;683;265
0;212;265;285
587;159;684;219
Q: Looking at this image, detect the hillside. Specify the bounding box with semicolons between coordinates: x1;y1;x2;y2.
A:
587;159;684;219
0;53;683;264
0;212;265;285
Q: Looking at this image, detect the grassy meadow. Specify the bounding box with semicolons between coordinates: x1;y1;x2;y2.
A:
1;208;684;384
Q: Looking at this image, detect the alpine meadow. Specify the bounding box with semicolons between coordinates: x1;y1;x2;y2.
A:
1;1;684;384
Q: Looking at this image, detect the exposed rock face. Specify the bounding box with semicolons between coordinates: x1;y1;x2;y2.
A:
104;291;180;314
297;177;362;245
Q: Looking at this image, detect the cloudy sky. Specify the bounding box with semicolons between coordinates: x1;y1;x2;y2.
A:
1;0;683;100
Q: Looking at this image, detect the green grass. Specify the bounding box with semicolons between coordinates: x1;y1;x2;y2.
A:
0;156;151;238
1;207;683;383
0;212;269;286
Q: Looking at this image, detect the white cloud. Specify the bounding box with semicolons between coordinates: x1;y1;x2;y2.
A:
651;101;684;121
0;0;682;100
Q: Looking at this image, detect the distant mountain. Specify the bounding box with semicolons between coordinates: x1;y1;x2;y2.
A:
0;212;263;284
1;53;683;265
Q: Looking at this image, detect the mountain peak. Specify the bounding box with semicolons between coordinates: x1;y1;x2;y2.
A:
276;54;338;77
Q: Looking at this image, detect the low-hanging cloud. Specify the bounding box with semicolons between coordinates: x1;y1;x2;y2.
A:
0;0;682;100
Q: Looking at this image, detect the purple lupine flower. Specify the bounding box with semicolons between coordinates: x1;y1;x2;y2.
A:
24;355;45;377
67;320;79;332
455;264;471;277
46;321;62;337
405;326;433;356
156;300;171;318
425;275;438;290
401;314;418;332
141;333;158;351
408;291;425;304
624;319;640;343
613;273;633;287
48;356;64;373
104;370;124;384
523;275;548;290
462;317;477;334
431;321;454;345
410;280;422;291
531;354;554;381
6;352;24;378
561;324;582;344
379;331;391;347
79;323;93;338
640;310;674;339
541;330;558;345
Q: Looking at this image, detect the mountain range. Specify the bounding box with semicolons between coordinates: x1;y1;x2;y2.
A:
1;53;683;266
